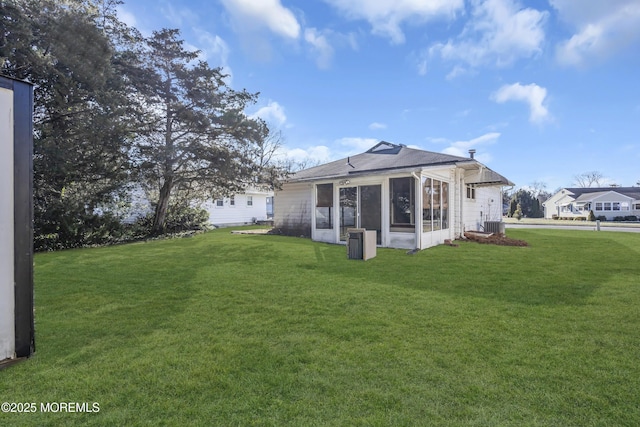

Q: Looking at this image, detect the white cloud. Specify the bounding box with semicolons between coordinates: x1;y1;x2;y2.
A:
160;3;199;27
221;0;301;39
430;0;547;68
441;132;500;162
491;82;550;124
278;146;332;164
337;137;379;153
446;65;470;80
194;30;231;69
552;0;640;67
251;101;287;127
304;28;335;69
323;0;464;44
116;6;137;27
369;122;387;130
417;58;428;76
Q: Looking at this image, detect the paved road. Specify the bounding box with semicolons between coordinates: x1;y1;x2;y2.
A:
505;223;640;233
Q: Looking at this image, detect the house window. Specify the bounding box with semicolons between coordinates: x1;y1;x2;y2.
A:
266;196;274;218
635;204;640;210
230;196;235;206
466;185;476;200
613;202;621;211
315;183;333;229
595;202;603;211
247;196;253;206
621;202;629;211
215;199;223;207
390;177;415;230
604;202;612;211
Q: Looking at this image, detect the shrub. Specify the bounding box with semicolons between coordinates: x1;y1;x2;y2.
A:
129;205;210;237
588;210;596;221
611;216;638;222
596;215;607;221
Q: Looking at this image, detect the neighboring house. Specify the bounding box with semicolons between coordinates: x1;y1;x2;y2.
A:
122;185;273;228
203;188;274;227
542;187;640;220
274;141;513;250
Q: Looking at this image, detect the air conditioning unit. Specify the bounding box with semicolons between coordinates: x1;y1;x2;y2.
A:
347;228;377;260
484;221;505;234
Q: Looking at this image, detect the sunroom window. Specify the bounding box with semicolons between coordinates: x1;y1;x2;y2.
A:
390;177;414;230
422;178;449;232
316;183;333;229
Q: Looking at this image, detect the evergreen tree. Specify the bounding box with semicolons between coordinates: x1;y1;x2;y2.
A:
508;188;544;219
132;29;270;234
514;203;523;220
1;0;136;249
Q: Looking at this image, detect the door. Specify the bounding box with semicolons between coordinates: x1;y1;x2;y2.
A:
339;185;382;244
339;187;357;241
360;185;382;244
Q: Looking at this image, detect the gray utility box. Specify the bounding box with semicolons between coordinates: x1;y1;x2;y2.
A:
484;221;505;234
347;228;377;260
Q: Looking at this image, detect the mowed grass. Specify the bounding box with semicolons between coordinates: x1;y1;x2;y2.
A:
1;228;639;426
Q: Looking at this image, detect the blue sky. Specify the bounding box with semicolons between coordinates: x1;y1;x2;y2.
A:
118;0;640;191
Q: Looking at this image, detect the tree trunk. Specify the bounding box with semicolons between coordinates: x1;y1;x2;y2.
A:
152;176;173;234
152;99;174;235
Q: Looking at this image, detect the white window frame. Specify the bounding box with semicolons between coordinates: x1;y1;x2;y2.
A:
246;195;253;207
466;185;476;200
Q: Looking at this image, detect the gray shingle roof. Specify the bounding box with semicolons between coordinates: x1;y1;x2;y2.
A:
564;187;640;201
289;141;513;186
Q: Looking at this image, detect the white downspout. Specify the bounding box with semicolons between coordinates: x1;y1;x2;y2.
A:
412;172;422;250
459;169;465;237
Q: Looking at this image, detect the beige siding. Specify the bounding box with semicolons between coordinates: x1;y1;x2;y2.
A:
274;182;312;236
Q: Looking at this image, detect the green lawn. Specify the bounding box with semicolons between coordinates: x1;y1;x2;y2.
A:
1;228;639;426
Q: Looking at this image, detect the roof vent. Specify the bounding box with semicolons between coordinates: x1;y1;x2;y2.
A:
469;149;476;159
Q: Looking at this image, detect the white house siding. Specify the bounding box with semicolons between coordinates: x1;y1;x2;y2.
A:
462;186;503;232
544;189;640;220
590;193;635;220
204;192;272;227
543;191;571;219
1;87;16;361
274;182;312;236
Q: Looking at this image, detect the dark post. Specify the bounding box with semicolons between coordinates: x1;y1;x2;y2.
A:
0;76;35;361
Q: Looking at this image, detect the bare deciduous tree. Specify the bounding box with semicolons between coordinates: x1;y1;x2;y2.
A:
573;171;605;188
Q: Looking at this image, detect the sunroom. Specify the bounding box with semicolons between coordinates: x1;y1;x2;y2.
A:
312;171;454;250
274;142;512;250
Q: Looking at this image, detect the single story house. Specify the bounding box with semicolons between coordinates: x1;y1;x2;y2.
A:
122;186;273;228
542;187;640;220
274;141;513;250
202;188;274;227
